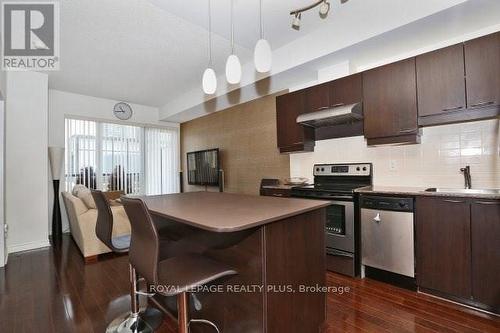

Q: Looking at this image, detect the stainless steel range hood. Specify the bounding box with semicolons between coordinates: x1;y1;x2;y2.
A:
296;102;363;128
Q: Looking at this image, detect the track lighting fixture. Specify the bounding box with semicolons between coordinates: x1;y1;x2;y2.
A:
290;0;349;30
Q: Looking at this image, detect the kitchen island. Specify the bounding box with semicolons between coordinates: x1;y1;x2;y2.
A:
137;191;330;333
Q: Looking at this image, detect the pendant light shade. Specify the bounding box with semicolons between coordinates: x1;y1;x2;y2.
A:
202;68;217;94
225;0;241;84
202;0;217;94
254;0;272;73
225;54;242;84
254;39;272;73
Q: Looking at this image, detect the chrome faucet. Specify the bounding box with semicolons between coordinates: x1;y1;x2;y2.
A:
460;166;472;189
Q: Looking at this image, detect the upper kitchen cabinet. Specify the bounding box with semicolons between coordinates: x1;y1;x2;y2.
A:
464;32;500;113
417;44;467;126
305;82;331;113
363;58;419;145
276;91;315;153
330;73;363;107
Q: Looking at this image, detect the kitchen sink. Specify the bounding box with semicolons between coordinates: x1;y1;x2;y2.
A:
425;188;500;195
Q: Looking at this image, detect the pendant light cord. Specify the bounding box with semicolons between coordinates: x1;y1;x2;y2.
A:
230;0;234;54
208;0;212;66
259;0;263;39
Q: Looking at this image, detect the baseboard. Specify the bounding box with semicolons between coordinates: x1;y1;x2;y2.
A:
8;239;51;253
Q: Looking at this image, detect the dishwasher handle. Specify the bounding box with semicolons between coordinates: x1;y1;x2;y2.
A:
373;213;381;223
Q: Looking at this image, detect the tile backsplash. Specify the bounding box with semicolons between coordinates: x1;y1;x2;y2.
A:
290;119;500;189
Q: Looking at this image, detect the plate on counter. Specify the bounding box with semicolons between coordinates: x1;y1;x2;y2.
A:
284;177;309;186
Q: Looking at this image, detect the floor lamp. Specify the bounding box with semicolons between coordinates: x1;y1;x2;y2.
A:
49;147;64;245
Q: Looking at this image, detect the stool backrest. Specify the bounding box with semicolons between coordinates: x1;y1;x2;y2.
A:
91;190;115;251
121;196;160;285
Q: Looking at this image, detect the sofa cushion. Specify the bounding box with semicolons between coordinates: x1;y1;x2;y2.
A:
62;192;89;216
72;184;96;209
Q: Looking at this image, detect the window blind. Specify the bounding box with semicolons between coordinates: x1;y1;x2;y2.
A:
65;118;178;195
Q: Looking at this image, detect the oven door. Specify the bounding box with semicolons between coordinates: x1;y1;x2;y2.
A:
325;200;354;253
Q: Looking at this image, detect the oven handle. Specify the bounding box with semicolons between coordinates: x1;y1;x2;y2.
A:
326;248;354;258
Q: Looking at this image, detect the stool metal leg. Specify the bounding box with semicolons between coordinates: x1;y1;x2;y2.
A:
177;292;189;333
106;264;163;333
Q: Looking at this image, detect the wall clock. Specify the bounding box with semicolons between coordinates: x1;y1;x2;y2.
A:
113;102;133;120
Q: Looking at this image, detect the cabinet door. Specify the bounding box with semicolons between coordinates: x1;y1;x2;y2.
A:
330;73;363;107
276;91;314;152
471;200;500;312
465;32;500;109
416;44;466;117
363;58;418;139
305;82;331;113
416;197;472;299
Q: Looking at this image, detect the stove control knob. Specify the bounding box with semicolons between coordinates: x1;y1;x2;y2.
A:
321;168;325;172
398;201;407;209
316;167;320;172
356;167;360;171
362;167;367;171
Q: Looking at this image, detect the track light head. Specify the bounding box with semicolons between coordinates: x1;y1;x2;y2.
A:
319;1;330;18
292;13;301;30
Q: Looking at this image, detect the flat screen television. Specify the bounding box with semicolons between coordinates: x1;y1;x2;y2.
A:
186;148;220;186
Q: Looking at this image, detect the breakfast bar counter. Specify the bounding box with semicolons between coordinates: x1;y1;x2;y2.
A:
137;191;329;333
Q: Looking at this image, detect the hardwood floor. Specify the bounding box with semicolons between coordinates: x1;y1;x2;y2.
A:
0;235;498;333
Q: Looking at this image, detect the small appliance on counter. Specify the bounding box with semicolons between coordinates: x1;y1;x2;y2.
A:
291;163;373;277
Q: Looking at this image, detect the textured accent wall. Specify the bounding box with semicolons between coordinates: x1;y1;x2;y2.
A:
180;94;290;195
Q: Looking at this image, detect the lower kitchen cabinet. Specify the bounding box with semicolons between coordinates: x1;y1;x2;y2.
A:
416;197;471;299
471;200;500;313
416;196;500;313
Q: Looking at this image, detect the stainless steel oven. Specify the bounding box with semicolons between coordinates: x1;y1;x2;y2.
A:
291;163;373;277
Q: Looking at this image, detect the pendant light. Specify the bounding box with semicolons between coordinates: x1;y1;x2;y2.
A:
225;0;242;84
202;0;217;94
254;0;272;73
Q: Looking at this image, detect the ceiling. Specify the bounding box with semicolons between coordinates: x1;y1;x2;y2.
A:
48;0;477;114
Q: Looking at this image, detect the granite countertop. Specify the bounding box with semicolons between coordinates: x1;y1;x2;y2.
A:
355;186;500;200
138;192;330;232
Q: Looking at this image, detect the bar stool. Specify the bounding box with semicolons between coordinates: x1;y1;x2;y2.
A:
92;190;163;333
121;196;237;333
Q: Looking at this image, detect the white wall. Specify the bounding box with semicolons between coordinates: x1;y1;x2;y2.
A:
6;72;50;253
48;90;180;233
291;119;500;189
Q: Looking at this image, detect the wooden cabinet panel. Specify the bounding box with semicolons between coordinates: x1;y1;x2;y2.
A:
416;197;472;299
416;44;466;118
305;82;331;113
363;58;418;141
465;32;500;109
471;200;500;312
330;73;363;107
276;91;314;153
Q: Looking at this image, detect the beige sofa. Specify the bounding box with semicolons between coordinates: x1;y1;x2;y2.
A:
62;191;131;262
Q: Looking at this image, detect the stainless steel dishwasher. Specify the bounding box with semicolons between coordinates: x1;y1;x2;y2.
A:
360;195;415;278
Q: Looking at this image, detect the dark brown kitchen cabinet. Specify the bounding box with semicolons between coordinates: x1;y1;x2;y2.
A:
417;44;466;125
276;91;314;153
330;73;363;107
471;200;500;313
305;82;331;113
363;58;419;145
416;197;472;299
464;32;500;111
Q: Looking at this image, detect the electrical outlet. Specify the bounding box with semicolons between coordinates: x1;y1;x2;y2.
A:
389;160;398;171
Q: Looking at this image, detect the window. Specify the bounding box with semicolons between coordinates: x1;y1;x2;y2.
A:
65;118;179;195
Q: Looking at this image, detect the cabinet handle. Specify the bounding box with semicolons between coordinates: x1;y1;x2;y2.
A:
331;103;344;107
315;106;330;111
443;199;466;204
470;101;494;108
400;128;417;134
475;201;500;205
273;193;284;197
442;106;464;112
373;213;381;223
